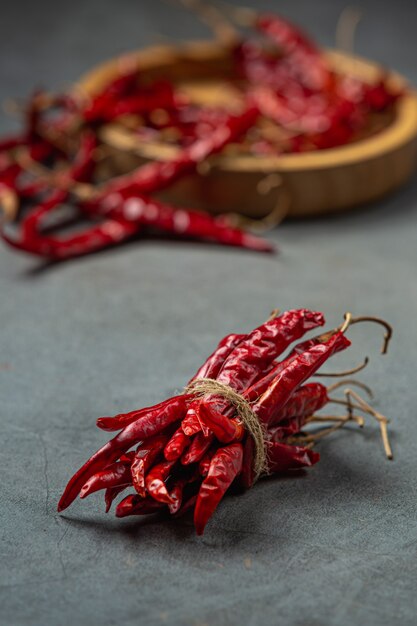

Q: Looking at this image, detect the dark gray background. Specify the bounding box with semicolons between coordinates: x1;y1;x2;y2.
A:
1;1;416;624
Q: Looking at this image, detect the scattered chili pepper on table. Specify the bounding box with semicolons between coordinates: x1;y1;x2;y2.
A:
0;6;402;262
58;309;393;535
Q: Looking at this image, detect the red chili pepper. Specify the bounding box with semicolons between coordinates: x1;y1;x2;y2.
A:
96;395;185;432
181;432;214;465
104;485;128;513
131;434;169;497
79;458;133;499
57;395;187;511
199;449;216;477
190;333;247;383
255;13;332;91
194;443;243;535
203;309;325;416
86;82;182;123
95;106;258;199
116;195;273;252
145;459;176;504
253;332;350;426
58;309;391;535
115;494;166;518
268;382;328;426
182;332;247;436
267;442;320;472
164;428;190;462
168;479;188;515
198;402;244;443
3;213;141;260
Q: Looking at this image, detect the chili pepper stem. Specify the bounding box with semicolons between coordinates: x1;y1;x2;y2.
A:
328;398;366;425
315;355;369;378
288;415;354;444
327;378;374;398
307;413;365;428
344;388;393;459
174;0;239;42
341;314;393;354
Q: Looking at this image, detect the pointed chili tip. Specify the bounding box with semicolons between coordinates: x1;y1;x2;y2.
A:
247;236;276;254
79;484;90;499
115;499;131;518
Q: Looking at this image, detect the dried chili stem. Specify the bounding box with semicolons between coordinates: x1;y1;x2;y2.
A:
307;413;365;427
341;314;393;354
335;6;363;53
314;355;369;378
174;0;238;42
327;378;374;398
288;416;351;444
345;388;393;459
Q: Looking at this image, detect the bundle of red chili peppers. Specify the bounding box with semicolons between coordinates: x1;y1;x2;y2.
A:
0;6;401;261
58;309;393;535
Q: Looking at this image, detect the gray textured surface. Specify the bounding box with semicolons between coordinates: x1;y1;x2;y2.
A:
1;1;417;624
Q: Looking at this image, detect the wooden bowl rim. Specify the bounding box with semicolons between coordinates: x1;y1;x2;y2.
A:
76;40;417;173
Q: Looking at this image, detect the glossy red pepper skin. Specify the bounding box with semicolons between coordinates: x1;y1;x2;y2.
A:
268;382;328;426
267;442;320;472
194;443;243;535
199;450;215;477
182;332;246;436
145;460;176;504
253;332;350;426
79;457;134;499
3;215;141;260
198;402;244;443
190;333;247;383
57;395;187;511
104;485;127;513
202;310;325;417
164;428;190;462
168;479;188;515
96;395;184;432
131;434;168;497
116;195;273;252
181;432;214;465
242;333;325;404
115;494;165;518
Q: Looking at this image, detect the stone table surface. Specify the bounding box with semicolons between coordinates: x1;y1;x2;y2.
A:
1;1;416;625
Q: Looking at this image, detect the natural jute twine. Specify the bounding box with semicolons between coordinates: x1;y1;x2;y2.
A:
184;378;268;480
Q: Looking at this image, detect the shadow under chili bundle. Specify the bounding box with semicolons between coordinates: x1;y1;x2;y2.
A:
58;309;393;535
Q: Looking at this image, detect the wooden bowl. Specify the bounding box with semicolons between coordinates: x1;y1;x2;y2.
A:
76;40;417;220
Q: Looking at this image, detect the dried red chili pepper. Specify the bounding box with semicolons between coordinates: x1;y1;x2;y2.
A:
79;459;133;499
252;332;350;426
145;459;176;504
201;309;325;417
57;395;187;511
131;434;169;497
164;428;190;462
181;432;214;465
194;443;244;535
58;309;392;535
267;442;320;472
96;395;184;432
116;494;166;518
